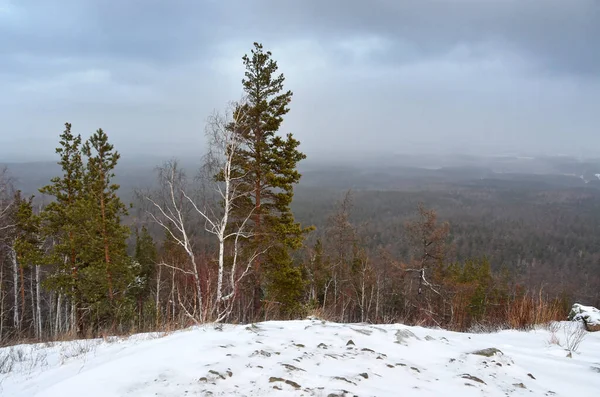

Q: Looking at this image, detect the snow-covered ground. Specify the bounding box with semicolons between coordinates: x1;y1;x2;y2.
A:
1;319;599;396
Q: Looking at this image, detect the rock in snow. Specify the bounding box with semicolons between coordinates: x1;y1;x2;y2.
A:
569;303;600;332
1;320;600;396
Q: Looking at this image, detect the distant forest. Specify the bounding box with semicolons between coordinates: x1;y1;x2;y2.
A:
293;182;600;304
11;159;600;304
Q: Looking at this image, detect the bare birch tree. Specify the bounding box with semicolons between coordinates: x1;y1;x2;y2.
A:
203;103;269;322
145;101;262;323
0;169;20;334
144;160;205;323
0;167;14;340
0;169;14;232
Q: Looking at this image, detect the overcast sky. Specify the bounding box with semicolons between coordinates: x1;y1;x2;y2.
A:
1;0;599;162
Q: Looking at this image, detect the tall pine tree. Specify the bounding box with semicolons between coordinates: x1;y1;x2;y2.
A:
80;129;134;326
13;193;45;338
231;43;310;317
39;122;86;333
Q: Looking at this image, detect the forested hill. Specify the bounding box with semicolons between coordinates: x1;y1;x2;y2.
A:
5;156;600;305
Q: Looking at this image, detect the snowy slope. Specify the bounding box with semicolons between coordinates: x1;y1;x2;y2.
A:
1;319;599;396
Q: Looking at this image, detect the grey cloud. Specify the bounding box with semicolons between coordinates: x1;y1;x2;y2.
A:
251;0;600;76
0;0;599;161
1;1;219;63
3;0;599;78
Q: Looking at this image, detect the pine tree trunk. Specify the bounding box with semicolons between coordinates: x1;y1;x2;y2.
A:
99;188;114;302
69;231;79;321
55;293;62;337
252;146;262;318
70;299;76;335
30;270;36;338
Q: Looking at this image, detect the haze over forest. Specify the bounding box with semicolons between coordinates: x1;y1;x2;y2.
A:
1;0;600;162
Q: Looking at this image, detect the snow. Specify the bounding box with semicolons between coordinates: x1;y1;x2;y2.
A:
569;303;600;326
2;320;600;396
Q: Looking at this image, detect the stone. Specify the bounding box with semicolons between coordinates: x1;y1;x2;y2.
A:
461;374;486;384
569;303;600;331
470;348;502;357
395;329;419;345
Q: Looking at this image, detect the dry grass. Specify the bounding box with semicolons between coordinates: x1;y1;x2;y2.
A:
305;306;336;322
506;290;562;330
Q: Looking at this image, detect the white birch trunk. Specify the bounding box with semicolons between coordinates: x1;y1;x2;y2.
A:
10;248;19;331
170;268;175;323
155;264;161;327
35;265;42;339
70;299;76;335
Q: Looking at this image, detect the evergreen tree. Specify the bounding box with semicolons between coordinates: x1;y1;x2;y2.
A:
13;194;44;269
231;42;310;317
133;226;157;324
305;238;330;308
13;193;45;338
39;122;86;333
134;226;157;296
79;129;134;325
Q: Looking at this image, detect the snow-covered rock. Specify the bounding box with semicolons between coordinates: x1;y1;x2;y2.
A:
1;320;600;396
569;303;600;331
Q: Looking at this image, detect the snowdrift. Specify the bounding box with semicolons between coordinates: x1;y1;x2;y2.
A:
1;320;600;396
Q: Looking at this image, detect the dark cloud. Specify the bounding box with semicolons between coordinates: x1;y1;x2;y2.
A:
4;0;598;74
1;1;219;63
0;0;599;160
243;0;600;76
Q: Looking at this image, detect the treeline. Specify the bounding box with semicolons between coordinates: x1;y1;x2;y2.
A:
0;43;570;345
300;192;566;329
292;186;600;307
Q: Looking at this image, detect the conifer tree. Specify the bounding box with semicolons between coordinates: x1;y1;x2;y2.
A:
80;129;134;324
133;226;157;324
134;226;157;297
231;43;310;317
39;122;86;333
41;125;135;331
13;194;44;338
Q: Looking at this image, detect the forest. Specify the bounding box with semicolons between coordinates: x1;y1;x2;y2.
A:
0;43;598;345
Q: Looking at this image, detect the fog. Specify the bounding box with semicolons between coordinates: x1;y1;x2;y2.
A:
1;0;599;162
